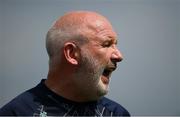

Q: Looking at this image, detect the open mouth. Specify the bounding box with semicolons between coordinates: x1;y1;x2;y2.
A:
103;69;112;77
101;68;114;84
102;66;116;77
101;64;117;84
102;67;116;83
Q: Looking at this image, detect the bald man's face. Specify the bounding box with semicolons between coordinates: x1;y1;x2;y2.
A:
75;18;123;99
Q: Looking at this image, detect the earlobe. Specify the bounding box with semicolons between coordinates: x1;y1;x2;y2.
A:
64;42;79;65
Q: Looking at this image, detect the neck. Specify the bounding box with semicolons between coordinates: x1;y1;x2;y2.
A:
45;70;99;102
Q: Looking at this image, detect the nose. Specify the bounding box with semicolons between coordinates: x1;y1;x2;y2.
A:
111;47;123;62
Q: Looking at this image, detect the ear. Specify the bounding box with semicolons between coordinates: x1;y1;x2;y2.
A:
63;42;79;65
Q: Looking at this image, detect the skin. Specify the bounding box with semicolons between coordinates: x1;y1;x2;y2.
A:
45;11;123;102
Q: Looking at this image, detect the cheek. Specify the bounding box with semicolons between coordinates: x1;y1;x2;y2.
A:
96;50;110;63
88;47;111;65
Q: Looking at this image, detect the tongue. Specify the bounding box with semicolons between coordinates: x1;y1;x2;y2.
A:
101;76;109;84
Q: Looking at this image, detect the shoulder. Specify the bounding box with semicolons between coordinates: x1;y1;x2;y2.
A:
0;80;47;116
0;88;38;116
99;97;130;116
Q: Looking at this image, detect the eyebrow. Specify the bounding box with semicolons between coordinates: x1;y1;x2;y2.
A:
106;36;118;44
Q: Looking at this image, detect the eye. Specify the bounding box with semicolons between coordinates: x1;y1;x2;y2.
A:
102;41;112;47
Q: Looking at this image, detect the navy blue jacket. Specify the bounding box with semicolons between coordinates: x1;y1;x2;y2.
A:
0;79;130;116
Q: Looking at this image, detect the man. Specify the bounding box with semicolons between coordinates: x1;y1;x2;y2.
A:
0;11;130;116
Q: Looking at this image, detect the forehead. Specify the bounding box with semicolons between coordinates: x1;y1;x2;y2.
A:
92;22;117;43
97;28;117;39
86;18;118;42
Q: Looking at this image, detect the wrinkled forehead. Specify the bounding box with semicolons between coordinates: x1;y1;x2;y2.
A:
86;17;117;41
86;14;115;32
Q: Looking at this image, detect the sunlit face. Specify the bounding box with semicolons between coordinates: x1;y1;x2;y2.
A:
74;21;123;99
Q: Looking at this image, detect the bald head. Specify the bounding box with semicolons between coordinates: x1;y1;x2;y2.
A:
53;11;112;32
46;11;114;60
45;11;121;101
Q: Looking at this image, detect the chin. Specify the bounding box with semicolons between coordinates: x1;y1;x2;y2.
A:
96;79;109;97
